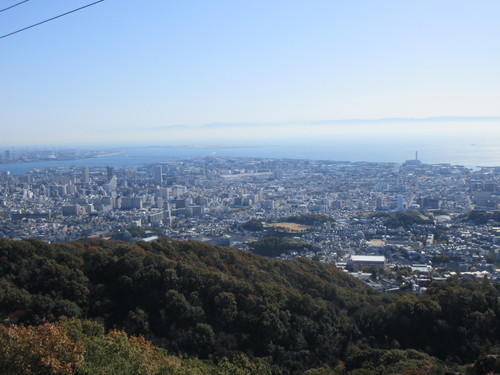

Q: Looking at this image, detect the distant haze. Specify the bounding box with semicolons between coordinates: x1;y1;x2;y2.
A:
1;117;500;148
1;1;500;147
1;117;499;170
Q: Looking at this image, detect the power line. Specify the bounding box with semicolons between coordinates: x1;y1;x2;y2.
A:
0;0;30;13
0;0;105;40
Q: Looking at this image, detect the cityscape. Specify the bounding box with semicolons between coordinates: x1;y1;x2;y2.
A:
2;0;500;373
1;151;499;293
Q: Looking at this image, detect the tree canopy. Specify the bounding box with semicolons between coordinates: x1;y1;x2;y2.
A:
0;237;499;374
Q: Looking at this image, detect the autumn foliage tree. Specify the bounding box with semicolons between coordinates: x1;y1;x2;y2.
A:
0;323;82;375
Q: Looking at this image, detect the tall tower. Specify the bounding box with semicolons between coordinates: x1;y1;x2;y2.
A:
396;195;404;212
154;165;163;186
82;167;90;184
106;166;115;182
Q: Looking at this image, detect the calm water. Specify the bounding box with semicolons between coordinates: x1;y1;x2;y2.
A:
2;140;499;176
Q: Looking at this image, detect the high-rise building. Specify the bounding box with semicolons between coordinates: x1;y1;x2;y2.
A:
106;166;115;182
154;165;163;186
174;198;186;209
82;167;90;183
396;195;404;211
105;175;117;192
417;197;441;209
120;197;142;210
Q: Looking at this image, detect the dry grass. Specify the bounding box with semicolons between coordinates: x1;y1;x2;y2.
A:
268;222;313;232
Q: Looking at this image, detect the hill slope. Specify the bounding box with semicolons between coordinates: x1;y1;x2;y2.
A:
0;237;499;374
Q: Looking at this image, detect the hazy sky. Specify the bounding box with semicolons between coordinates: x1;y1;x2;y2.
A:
1;0;500;146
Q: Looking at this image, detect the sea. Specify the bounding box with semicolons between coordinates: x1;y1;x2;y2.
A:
1;139;499;176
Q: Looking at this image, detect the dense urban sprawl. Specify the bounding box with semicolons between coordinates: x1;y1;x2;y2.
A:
1;156;499;291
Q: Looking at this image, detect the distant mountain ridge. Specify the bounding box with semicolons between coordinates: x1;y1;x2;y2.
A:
143;116;500;132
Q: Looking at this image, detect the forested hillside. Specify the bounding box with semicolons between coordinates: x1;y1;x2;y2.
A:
0;237;499;374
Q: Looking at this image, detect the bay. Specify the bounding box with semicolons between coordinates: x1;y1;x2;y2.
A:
1;139;499;176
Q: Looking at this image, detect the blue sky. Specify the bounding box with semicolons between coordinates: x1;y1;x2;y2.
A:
1;0;500;146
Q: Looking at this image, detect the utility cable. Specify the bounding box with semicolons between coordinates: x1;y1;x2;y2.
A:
0;0;30;13
0;0;104;40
